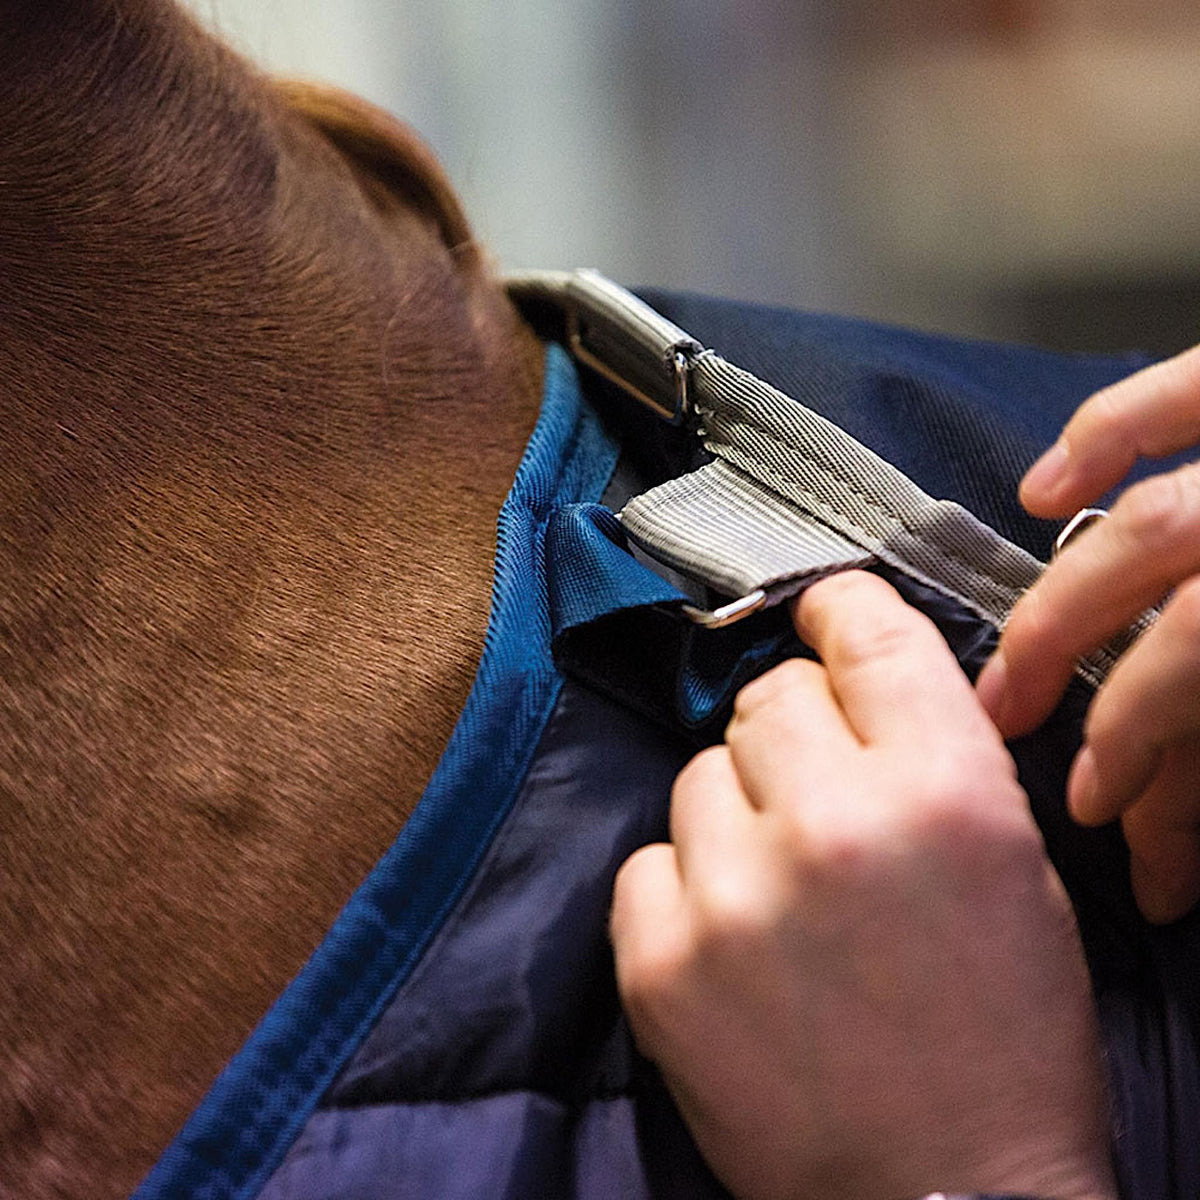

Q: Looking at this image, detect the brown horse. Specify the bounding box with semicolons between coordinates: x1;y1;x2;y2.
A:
0;1;545;1194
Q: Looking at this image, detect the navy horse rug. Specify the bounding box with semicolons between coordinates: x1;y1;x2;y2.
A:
134;277;1200;1200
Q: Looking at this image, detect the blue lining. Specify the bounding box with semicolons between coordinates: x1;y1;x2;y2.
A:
134;345;620;1200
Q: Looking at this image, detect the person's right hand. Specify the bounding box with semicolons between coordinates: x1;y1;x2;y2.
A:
977;344;1200;923
612;572;1116;1200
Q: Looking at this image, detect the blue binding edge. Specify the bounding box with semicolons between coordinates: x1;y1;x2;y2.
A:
134;345;620;1200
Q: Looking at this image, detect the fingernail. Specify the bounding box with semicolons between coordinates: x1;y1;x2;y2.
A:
975;651;1007;722
1022;440;1071;500
1066;745;1100;823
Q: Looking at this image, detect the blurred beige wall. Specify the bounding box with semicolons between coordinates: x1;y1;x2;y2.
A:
180;1;857;317
836;0;1200;349
183;0;1200;355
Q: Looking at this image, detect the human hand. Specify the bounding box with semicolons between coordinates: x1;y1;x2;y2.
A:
611;572;1116;1200
977;345;1200;923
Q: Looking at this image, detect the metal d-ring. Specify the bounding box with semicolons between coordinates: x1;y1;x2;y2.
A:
1052;507;1108;559
680;589;767;629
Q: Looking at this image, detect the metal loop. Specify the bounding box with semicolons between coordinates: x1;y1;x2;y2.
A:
680;589;767;629
1052;507;1108;559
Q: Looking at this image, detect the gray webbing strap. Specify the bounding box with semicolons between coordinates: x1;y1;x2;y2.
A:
505;269;1140;689
619;458;875;600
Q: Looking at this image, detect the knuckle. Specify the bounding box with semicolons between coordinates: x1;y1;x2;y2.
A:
613;912;689;1020
795;818;874;887
1079;688;1122;750
1081;380;1126;435
898;748;969;806
691;873;773;955
830;609;938;683
1002;582;1062;663
732;657;812;724
776;792;891;887
672;746;729;800
1164;576;1200;645
779;762;1041;898
616;950;682;1042
617;936;684;1007
902;766;1041;865
1114;470;1200;550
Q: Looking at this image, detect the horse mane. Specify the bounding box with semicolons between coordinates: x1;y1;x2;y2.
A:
0;2;543;1194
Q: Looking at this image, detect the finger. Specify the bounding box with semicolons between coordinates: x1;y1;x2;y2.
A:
610;842;689;1006
982;463;1200;738
1118;745;1200;924
1066;578;1200;825
1021;345;1200;517
793;571;996;749
726;656;857;810
669;746;761;878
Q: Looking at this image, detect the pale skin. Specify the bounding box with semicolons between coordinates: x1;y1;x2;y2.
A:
611;571;1117;1200
977;343;1200;924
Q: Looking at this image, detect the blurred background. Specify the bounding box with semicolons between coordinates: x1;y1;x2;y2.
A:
183;0;1200;356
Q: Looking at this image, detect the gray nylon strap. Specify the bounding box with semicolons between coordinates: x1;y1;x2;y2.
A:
505;270;1142;689
620;457;876;599
623;352;1125;687
628;352;1045;622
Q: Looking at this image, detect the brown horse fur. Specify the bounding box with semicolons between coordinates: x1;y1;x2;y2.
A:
0;1;546;1195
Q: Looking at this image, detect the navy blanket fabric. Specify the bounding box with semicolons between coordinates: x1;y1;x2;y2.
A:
137;293;1200;1200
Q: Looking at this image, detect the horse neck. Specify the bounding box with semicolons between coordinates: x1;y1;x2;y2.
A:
0;17;547;1188
0;253;545;1197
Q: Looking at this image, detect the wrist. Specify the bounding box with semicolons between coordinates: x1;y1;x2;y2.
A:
917;1082;1121;1200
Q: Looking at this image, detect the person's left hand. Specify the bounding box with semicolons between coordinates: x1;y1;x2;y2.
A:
976;345;1200;923
610;571;1117;1200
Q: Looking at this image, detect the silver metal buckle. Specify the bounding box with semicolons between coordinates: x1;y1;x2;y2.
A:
504;268;704;424
563;269;702;425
